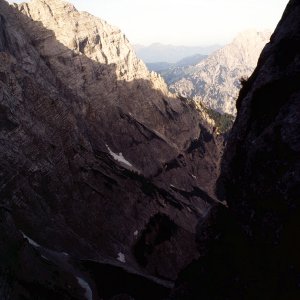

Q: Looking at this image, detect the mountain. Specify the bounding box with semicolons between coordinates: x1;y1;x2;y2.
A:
0;0;222;298
171;0;300;298
146;54;208;72
175;54;209;68
169;29;272;115
134;43;221;63
145;62;174;72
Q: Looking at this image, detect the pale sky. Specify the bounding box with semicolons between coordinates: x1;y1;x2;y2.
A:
10;0;289;46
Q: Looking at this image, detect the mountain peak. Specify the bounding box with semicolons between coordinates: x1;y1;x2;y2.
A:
169;29;271;115
14;0;169;92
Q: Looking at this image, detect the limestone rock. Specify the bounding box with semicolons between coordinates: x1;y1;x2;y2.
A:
0;0;222;298
171;0;300;298
219;1;300;291
169;29;271;115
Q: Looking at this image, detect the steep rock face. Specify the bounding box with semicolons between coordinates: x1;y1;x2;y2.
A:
169;30;271;115
171;0;300;299
218;0;300;294
15;0;169;92
0;0;222;298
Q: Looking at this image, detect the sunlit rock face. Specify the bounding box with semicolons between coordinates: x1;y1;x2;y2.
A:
169;29;271;115
0;0;222;298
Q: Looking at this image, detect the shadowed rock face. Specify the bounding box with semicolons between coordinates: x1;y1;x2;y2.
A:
171;0;300;299
220;0;300;270
0;0;222;298
217;0;300;296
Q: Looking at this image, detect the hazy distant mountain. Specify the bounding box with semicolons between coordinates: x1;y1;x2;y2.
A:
175;53;209;68
134;43;221;63
169;30;272;115
146;54;207;86
146;53;208;72
146;62;174;72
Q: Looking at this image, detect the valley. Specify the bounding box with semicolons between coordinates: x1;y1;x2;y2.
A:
144;30;271;116
0;0;299;299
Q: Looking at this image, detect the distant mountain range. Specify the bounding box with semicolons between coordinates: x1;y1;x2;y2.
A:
146;53;208;72
156;30;272;115
134;43;221;63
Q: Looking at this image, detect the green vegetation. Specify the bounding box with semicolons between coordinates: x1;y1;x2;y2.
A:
204;107;235;134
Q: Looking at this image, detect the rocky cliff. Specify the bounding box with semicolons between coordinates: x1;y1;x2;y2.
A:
169;30;271;115
218;1;300;297
0;0;222;299
171;0;300;299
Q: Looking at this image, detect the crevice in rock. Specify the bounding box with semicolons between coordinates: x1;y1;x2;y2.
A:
133;213;178;268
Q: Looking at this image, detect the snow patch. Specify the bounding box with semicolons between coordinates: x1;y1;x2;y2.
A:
77;277;93;300
191;175;197;179
106;144;133;168
117;252;126;263
41;255;50;261
21;232;40;248
134;230;138;237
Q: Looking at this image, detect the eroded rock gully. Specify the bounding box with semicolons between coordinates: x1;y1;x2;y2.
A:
0;0;223;299
171;0;300;299
2;0;298;299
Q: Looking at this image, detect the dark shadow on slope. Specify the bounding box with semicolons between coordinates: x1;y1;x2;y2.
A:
0;0;221;298
134;213;178;267
81;259;172;300
171;0;300;298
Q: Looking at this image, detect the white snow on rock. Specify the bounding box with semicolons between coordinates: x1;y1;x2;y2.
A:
117;252;126;263
134;230;138;236
41;255;50;261
77;277;93;300
106;144;133;168
20;231;71;263
21;232;40;248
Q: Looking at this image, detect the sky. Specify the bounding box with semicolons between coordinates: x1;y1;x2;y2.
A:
10;0;289;46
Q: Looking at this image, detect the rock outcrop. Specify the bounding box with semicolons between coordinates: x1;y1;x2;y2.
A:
0;0;222;298
218;1;300;297
171;0;300;299
169;29;271;115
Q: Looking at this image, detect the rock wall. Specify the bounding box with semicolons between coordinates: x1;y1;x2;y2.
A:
171;0;300;299
170;30;271;115
218;1;300;297
0;0;222;298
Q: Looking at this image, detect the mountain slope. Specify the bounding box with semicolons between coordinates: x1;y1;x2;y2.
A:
0;0;222;298
169;30;271;115
171;0;300;298
134;43;220;63
146;54;208;72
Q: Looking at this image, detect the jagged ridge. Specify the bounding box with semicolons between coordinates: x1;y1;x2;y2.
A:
169;29;271;115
